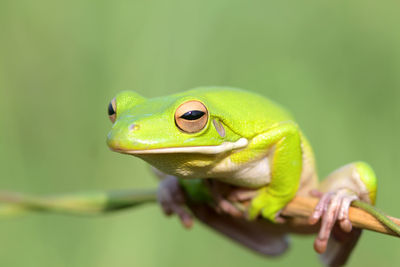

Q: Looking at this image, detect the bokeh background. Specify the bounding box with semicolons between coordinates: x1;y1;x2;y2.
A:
1;1;399;266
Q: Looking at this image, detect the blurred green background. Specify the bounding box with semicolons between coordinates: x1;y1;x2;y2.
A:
1;0;399;266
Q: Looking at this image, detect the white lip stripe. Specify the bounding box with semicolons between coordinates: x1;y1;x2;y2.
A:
117;138;248;155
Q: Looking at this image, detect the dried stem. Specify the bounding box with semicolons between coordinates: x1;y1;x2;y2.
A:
0;190;399;237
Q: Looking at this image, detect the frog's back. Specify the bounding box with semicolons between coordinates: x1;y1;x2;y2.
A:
179;87;295;138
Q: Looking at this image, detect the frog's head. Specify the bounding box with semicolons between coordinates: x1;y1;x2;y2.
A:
106;89;248;178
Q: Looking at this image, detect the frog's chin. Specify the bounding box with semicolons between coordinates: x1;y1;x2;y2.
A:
112;138;248;155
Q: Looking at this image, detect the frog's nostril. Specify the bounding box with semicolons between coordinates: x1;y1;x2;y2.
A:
129;124;140;132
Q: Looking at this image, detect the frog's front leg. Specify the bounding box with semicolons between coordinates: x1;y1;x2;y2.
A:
247;122;303;222
310;162;377;255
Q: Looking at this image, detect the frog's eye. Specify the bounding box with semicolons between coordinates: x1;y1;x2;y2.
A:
108;98;117;123
175;100;208;133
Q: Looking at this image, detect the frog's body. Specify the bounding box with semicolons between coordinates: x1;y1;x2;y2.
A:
107;87;377;265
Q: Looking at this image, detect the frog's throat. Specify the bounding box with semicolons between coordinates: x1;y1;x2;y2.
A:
113;138;248;155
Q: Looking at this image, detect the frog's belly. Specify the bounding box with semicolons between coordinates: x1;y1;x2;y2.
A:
208;156;271;188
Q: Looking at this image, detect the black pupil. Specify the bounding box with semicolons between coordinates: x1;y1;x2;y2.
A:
108;102;115;116
180;110;205;120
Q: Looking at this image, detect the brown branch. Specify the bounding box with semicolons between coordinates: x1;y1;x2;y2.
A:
282;196;400;237
0;190;399;237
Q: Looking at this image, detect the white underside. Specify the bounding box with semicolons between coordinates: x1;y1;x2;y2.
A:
211;155;271;188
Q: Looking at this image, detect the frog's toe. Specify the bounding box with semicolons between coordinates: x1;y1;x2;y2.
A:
226;188;258;202
248;202;285;223
204;180;245;218
157;176;194;228
214;198;243;217
262;209;286;224
310;189;358;254
247;205;262;220
247;192;269;220
337;195;357;232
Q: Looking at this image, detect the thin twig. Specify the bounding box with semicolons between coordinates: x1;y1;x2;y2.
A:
0;190;157;216
0;190;399;237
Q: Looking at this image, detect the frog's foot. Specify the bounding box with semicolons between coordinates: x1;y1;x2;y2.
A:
246;189;288;224
309;189;358;254
157;175;194;228
204;180;260;218
203;180;244;217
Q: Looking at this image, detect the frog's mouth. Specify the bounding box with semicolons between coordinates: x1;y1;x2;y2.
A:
111;137;248;155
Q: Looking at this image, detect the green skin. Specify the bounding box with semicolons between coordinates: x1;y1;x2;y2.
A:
107;87;378;255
